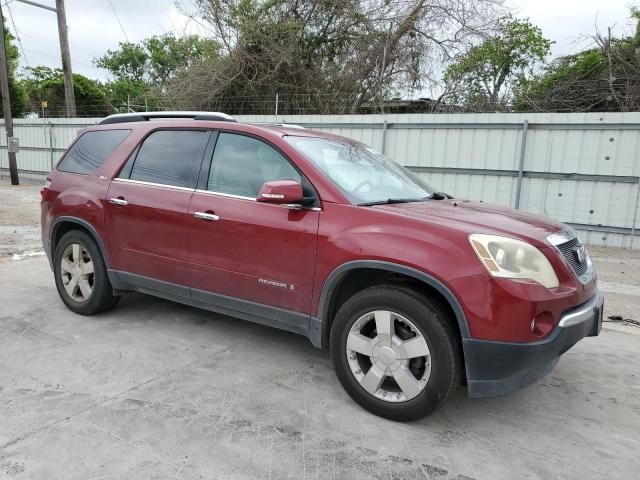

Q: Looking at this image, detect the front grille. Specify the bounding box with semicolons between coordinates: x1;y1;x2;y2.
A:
556;238;589;277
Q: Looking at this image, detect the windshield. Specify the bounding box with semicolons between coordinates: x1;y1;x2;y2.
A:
285;136;434;205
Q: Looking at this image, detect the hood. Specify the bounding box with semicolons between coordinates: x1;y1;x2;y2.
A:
371;199;566;248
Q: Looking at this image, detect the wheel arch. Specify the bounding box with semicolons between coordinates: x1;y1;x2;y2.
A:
318;261;471;350
50;217;111;269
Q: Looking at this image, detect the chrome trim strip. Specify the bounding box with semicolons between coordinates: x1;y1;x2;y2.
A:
547;228;577;246
558;293;601;328
193;189;322;211
113;178;194;192
194;189;256;201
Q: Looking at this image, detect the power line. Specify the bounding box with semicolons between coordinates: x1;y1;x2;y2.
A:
17;46;95;69
102;0;151;83
5;1;29;66
106;0;129;42
16;29;97;56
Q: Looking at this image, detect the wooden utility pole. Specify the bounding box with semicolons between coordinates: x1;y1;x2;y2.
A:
0;3;18;185
15;0;76;117
55;0;75;117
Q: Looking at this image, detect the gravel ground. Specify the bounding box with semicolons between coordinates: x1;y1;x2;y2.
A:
0;180;42;258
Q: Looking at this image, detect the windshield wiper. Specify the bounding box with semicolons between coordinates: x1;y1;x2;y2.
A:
357;198;424;206
425;192;453;200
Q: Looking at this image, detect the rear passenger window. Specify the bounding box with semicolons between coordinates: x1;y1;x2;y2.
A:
128;130;208;188
208;133;301;197
58;130;130;174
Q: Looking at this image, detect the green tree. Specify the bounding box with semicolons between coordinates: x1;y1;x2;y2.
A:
143;34;218;85
94;42;148;83
94;33;218;86
443;18;551;111
95;33;218;84
1;21;28;117
94;33;219;111
102;78;154;112
22;67;112;117
515;9;640;112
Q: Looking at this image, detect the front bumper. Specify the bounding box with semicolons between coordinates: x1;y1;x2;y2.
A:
463;293;604;398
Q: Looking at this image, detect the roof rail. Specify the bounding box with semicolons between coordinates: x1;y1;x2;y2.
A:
98;111;237;125
253;122;306;130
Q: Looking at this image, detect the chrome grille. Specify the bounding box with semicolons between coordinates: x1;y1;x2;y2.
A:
556;238;589;277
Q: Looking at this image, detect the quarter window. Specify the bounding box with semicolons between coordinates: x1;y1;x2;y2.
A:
58;129;130;174
208;133;301;197
128;130;208;188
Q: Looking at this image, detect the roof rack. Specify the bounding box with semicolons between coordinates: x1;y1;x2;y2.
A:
98;111;237;125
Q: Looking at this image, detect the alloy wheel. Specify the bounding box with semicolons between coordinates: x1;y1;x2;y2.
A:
60;243;95;303
345;310;431;403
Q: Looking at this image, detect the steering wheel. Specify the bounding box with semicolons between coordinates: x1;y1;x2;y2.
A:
352;180;373;193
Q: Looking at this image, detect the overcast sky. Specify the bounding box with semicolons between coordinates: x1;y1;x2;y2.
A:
4;0;636;81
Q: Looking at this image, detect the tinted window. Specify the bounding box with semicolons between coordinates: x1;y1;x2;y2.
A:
58;130;130;174
129;130;208;188
208;133;301;197
117;146;139;180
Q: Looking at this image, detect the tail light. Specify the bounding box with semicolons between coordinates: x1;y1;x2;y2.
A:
40;178;51;201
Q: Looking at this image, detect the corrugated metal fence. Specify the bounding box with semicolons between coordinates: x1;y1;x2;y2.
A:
2;113;639;249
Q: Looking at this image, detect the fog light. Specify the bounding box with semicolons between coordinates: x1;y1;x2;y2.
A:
531;311;554;337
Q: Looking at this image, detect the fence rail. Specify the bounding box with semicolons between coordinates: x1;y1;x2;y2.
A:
1;112;639;249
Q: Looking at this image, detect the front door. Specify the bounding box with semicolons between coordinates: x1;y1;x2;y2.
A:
105;129;211;287
187;132;320;315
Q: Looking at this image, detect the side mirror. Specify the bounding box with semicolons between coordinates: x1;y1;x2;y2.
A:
257;180;304;204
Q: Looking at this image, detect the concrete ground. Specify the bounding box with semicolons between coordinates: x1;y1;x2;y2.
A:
0;181;41;258
1;180;639;479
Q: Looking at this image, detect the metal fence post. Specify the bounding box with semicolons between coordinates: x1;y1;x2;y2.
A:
514;120;529;209
49;122;54;170
381;120;388;154
631;179;640;249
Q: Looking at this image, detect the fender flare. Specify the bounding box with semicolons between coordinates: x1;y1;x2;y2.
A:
50;216;111;268
317;260;471;348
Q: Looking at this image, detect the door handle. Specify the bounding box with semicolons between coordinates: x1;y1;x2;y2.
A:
194;211;220;221
108;197;128;206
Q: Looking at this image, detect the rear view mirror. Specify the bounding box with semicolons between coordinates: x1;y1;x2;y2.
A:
257;180;304;204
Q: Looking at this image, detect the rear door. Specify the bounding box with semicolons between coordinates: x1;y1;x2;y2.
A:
187;132;320;315
105;129;211;288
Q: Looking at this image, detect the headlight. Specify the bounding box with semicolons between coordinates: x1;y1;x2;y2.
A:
469;234;559;289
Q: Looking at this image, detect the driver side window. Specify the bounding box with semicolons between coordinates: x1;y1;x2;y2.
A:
208;133;301;197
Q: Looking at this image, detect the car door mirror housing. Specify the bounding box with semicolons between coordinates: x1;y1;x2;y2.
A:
257;180;305;204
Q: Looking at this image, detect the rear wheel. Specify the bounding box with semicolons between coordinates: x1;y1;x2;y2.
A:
330;285;461;421
53;230;119;315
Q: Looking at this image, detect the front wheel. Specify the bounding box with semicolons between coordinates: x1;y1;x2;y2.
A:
330;285;461;421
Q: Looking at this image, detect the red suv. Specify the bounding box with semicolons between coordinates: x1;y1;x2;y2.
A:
41;112;603;420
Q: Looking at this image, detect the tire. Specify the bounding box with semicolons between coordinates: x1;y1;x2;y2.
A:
53;229;120;315
330;284;461;421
